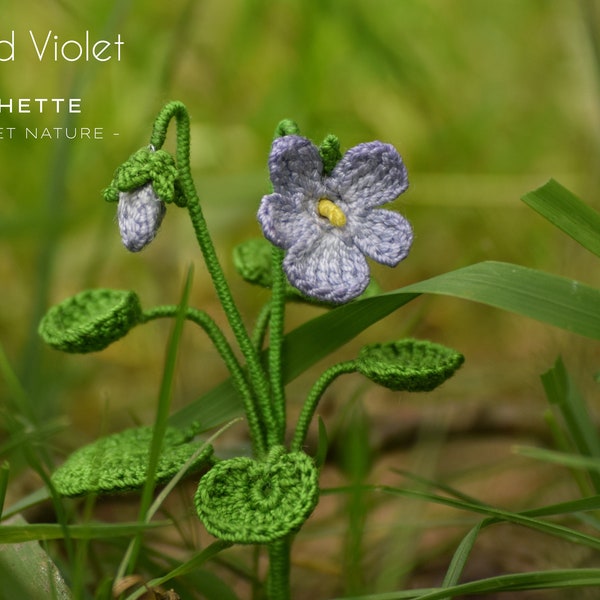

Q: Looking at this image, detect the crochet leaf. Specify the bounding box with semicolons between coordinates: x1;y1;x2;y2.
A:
356;338;464;392
38;289;142;353
232;238;274;289
52;425;213;497
195;446;319;544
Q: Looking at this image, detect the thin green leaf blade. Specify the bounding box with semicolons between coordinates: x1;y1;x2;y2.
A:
401;262;600;339
0;521;167;543
542;358;600;456
0;516;71;599
522;178;600;258
172;261;600;430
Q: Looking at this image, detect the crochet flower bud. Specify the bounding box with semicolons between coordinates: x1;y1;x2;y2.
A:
117;183;166;252
104;145;182;251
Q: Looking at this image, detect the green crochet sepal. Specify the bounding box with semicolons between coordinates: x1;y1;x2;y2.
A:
52;424;213;497
194;445;319;544
274;119;341;175
233;237;381;304
103;146;185;207
356;338;464;392
38;289;143;353
319;134;342;175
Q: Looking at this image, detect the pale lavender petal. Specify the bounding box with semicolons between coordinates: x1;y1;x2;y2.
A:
351;209;413;266
258;192;318;250
328;141;408;209
117;183;165;252
283;233;370;303
269;135;324;197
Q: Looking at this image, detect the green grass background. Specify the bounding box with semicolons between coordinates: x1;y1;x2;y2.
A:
1;0;599;446
2;1;600;595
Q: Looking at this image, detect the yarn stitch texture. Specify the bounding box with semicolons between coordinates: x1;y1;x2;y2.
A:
117;183;167;252
194;446;319;544
38;289;142;353
103;145;183;252
257;135;413;303
52;425;213;496
103;146;180;205
356;338;465;392
117;183;166;252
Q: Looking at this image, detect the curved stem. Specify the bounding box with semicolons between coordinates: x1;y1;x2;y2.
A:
268;247;287;444
291;360;358;452
149;101;276;455
141;305;266;457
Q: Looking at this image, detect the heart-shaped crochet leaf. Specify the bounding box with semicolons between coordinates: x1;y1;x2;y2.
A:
195;446;319;544
52;425;213;496
38;289;143;353
356;338;464;392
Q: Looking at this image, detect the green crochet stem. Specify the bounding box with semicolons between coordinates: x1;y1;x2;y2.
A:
268;537;292;600
149;101;277;454
141;305;266;456
251;300;272;351
268;247;287;443
265;118;301;445
291;360;358;452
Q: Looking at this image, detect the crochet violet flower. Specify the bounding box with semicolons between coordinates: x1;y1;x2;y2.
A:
257;135;413;303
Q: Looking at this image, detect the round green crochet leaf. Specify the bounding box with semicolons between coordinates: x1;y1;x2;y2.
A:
38;289;142;353
52;425;213;497
195;446;319;544
233;238;273;288
356;338;464;392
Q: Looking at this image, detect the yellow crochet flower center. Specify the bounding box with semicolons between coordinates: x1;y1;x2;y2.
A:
317;198;346;227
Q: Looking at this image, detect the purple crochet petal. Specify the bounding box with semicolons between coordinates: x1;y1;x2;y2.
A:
329;141;408;209
283;233;370;303
269;135;324;197
257;192;318;250
351;209;413;266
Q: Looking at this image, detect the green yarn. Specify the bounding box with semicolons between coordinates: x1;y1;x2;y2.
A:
52;425;213;497
233;238;274;289
148;101;277;453
38;289;142;353
319;134;342;175
194;446;319;544
103;146;184;206
356;338;465;392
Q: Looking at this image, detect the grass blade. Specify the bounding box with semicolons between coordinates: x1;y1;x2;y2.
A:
522;178;600;258
541;357;600;492
125;265;194;577
170;260;600;432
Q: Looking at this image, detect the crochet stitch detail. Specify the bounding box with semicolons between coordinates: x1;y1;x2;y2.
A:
103;146;180;205
233;238;274;289
356;338;465;392
117;183;166;252
257;135;413;304
52;425;213;497
194;446;319;544
38;289;142;353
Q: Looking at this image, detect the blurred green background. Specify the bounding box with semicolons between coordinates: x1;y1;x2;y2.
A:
1;0;600;458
